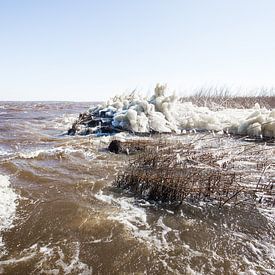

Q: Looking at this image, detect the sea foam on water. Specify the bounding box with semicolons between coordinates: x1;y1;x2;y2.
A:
0;175;18;256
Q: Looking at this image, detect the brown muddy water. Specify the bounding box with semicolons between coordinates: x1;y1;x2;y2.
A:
0;102;274;275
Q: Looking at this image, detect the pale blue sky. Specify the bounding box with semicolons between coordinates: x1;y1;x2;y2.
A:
0;0;275;101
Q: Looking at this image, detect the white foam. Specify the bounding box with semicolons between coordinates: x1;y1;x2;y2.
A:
0;175;18;256
17;147;95;161
157;217;174;249
0;241;92;274
52;242;92;275
0;149;13;157
54;113;78;130
95;191;178;251
258;207;275;223
95;189;275;274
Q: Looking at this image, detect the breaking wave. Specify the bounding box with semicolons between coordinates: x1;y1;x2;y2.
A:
95;190;275;274
0;241;92;275
0;175;18;257
0;147;95;163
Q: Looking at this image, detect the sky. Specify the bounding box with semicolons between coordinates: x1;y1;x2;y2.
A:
0;0;275;101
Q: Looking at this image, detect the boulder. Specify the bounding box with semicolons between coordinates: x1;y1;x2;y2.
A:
108;140;123;154
108;140;147;154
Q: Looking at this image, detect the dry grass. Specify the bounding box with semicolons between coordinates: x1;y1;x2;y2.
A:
179;87;275;110
113;135;275;207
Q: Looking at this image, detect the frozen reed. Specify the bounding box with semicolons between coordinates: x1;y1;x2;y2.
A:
114;135;275;207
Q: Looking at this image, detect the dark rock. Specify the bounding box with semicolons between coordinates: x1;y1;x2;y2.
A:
108;140;148;154
68;122;77;135
68;128;76;135
108;140;122;154
67;108;127;136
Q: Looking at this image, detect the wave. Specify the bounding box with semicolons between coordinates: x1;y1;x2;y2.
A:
0;147;95;163
53;114;78;131
21;147;94;160
0;241;92;274
0;174;18;257
94;191;166;249
95;190;275;274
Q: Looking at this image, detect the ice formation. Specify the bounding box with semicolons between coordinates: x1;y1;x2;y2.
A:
85;84;275;138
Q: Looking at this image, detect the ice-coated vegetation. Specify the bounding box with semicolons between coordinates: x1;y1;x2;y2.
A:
74;84;275;138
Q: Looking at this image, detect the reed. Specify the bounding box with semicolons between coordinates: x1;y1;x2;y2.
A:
180;86;275;109
113;136;275;207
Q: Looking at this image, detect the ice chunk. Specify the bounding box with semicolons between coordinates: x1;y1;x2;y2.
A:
247;123;262;137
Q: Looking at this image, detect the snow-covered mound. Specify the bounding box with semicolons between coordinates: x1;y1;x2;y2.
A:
76;85;275;138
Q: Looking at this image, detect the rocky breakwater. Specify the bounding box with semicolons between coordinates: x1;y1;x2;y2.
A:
67;108;122;136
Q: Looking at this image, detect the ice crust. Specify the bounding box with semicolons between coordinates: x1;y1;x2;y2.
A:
89;85;275;138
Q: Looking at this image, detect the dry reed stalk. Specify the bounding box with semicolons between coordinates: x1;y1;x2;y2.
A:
179;87;275;109
113;135;275;207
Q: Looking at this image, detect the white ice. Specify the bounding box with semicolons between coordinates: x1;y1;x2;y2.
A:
88;84;275;138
